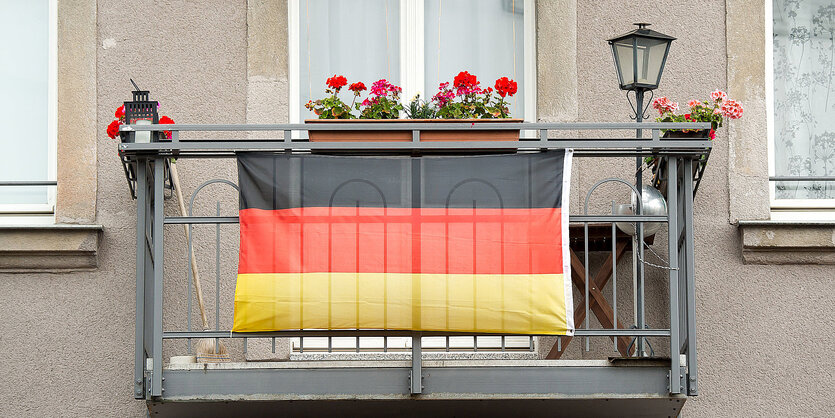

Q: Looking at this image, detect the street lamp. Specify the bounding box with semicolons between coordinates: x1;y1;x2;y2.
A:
608;23;674;357
608;23;675;98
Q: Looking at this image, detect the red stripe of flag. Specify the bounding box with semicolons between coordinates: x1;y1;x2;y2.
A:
238;207;563;275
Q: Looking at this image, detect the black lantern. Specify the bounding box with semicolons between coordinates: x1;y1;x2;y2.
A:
608;23;675;92
122;81;159;143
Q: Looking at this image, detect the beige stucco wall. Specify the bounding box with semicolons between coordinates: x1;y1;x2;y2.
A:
0;1;833;416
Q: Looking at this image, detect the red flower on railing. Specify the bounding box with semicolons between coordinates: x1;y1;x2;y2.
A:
348;82;366;93
115;105;125;121
326;75;348;92
494;77;518;98
159;115;175;139
453;71;481;95
107;120;121;139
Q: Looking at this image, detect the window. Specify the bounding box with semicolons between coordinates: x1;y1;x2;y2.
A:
0;0;57;218
769;0;835;213
289;0;535;125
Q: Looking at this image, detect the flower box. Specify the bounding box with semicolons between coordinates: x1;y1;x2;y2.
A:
305;118;523;142
650;130;706;194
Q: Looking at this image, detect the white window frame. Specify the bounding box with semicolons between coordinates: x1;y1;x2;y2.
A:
766;0;835;219
0;0;58;221
288;0;537;128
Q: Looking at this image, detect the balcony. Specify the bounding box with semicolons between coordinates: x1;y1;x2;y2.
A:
122;122;709;417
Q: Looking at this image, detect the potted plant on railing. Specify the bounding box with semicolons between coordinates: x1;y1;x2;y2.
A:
304;71;522;142
647;90;743;191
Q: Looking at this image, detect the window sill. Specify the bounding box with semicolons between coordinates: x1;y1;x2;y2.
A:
738;220;835;264
0;224;102;272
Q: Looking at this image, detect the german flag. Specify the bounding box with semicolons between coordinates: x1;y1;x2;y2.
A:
233;151;574;335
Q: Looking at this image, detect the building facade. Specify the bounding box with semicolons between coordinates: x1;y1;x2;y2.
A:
1;0;833;416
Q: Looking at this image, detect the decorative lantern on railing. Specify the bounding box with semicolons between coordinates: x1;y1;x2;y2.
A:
122;80;159;143
608;23;675;93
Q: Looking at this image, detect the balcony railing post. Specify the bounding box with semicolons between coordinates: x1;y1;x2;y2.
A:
151;158;165;397
410;333;422;395
666;157;682;394
134;159;147;399
683;157;699;395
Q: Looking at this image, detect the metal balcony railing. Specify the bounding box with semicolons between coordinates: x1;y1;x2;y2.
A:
121;121;708;413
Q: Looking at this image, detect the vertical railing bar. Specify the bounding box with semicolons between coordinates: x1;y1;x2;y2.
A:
410;333;422;394
384;336;388;353
151;158;165;397
284;129;292;143
557;336;562;352
683;157;699;395
667;157;681;394
529;336;534;352
299;337;304;353
635;122;645;356
501;336;506;352
637;188;646;356
134;160;147;399
328;336;332;353
584;221;590;351
612;200;618;353
445;336;449;353
215;201;221;352
272;337;276;354
186;220;193;354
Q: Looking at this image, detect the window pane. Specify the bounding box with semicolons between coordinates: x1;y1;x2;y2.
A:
299;0;400;119
0;1;49;205
424;0;525;118
773;0;835;200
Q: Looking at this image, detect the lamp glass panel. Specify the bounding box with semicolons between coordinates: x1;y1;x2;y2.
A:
612;40;635;86
635;37;669;87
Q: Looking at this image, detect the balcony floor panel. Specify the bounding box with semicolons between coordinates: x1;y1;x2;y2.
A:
149;398;685;417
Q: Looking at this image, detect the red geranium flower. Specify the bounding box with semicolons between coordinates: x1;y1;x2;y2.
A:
159;115;175;139
107;120;121;139
326;75;348;91
349;82;366;93
494;77;517;98
453;71;478;89
115;105;125;120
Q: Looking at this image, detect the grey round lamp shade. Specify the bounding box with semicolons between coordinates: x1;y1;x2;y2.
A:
608;23;675;91
615;185;668;237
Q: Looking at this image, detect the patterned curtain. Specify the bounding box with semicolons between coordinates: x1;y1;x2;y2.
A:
773;0;835;200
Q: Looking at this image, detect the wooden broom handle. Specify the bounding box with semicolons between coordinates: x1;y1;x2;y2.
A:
170;161;211;331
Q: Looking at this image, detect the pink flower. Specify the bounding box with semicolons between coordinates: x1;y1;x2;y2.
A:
708;129;716;140
720;99;743;119
431;82;455;107
710;90;727;102
369;79;402;97
651;97;679;114
688;99;702;109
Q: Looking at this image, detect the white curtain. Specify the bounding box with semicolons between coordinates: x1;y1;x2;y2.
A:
299;0;400;117
773;0;835;199
0;0;49;205
424;0;525;118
